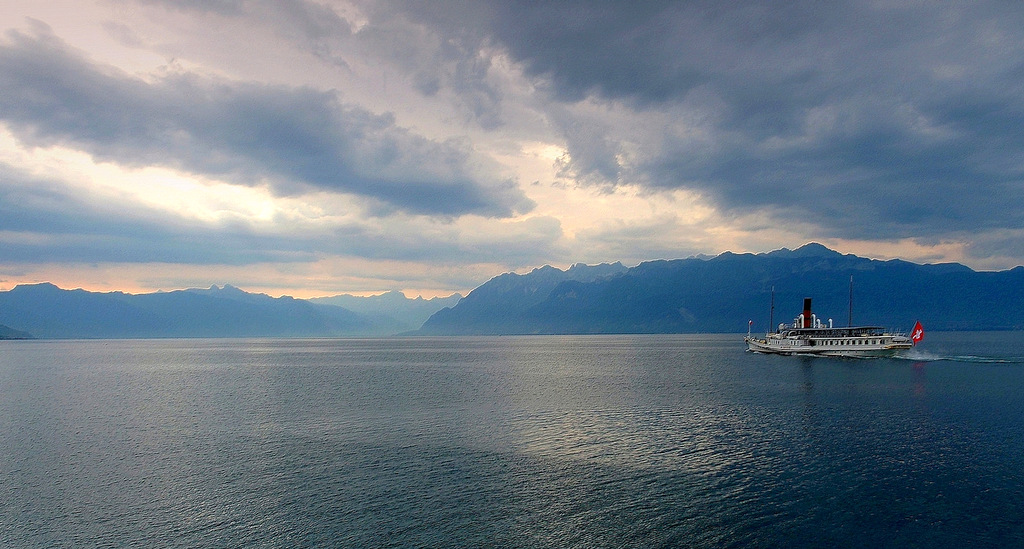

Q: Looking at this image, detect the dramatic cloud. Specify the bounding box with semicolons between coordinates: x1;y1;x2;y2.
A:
391;0;1024;239
0;22;532;217
0;159;311;265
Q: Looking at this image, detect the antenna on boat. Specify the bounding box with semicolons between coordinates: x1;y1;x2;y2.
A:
769;286;775;334
848;275;853;327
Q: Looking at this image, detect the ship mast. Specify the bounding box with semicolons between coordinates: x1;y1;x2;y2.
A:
848;275;853;327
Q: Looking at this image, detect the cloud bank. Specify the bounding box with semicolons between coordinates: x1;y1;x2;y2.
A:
405;0;1024;241
2;0;1024;297
0;21;532;217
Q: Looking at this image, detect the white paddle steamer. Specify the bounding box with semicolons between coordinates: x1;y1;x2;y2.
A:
745;296;921;357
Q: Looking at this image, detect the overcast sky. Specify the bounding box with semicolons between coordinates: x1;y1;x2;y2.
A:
2;1;1023;297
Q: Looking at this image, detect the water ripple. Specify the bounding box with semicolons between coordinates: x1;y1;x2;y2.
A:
2;335;1024;547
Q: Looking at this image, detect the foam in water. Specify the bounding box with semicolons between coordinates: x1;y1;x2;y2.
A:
897;347;1024;364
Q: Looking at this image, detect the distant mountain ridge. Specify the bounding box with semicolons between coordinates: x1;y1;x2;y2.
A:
0;283;457;339
308;291;462;334
0;323;32;339
417;244;1024;334
421;262;629;335
3;244;1023;338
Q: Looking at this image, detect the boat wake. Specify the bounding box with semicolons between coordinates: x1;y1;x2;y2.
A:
895;348;1024;364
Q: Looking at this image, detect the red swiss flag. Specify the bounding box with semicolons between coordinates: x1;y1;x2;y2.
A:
911;321;924;345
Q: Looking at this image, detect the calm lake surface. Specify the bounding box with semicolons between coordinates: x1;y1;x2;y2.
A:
2;333;1024;547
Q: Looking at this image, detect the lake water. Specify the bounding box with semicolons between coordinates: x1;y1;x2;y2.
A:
2;333;1024;547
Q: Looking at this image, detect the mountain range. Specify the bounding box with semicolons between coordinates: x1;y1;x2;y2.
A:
0;323;32;339
2;243;1022;339
416;243;1024;334
307;291;462;334
0;284;458;339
